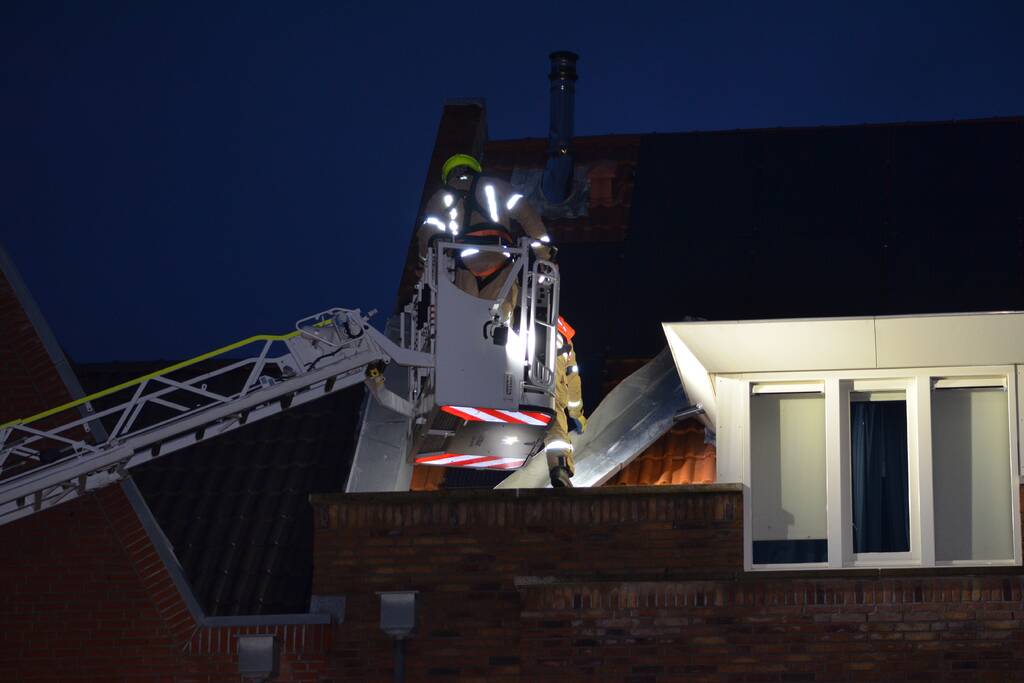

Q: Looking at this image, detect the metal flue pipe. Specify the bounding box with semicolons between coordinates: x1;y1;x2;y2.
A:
541;51;579;203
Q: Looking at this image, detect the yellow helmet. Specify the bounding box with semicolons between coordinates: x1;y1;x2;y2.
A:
441;154;482;183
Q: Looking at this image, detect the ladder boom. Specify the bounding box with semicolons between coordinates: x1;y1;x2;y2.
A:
0;308;423;526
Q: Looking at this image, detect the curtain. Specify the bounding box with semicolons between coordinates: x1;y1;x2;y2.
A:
850;401;910;553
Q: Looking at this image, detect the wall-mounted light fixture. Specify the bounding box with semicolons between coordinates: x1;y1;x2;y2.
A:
379;590;417;638
379;591;418;683
238;633;279;681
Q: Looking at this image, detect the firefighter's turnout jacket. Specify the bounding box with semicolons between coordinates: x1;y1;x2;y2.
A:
418;176;551;305
545;318;585;475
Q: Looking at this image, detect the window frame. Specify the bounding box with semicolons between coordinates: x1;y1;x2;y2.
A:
728;365;1022;572
844;378;916;567
748;384;829;569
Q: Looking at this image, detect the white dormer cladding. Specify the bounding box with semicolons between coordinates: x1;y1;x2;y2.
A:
664;312;1024;428
661;312;1024;571
665;313;1024;375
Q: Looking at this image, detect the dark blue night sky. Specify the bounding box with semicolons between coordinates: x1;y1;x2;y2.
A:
2;1;1021;362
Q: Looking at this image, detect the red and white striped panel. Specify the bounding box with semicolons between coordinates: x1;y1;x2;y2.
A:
415;453;526;470
441;405;551;426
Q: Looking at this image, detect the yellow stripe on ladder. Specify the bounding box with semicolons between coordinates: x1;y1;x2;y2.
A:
0;330;302;430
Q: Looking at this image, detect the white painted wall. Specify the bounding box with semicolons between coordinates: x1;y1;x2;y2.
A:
932;387;1014;561
750;393;827;541
714;377;746;483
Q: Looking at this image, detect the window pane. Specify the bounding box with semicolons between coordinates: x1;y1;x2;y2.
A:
932;387;1013;562
850;396;910;553
751;393;827;564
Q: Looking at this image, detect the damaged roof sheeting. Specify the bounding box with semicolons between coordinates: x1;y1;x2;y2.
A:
497;348;695;489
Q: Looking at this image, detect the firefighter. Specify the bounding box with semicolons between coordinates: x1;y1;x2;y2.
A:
417;154;552;320
546;316;586;488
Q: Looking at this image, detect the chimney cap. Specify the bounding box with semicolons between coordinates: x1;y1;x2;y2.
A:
548;51;579;81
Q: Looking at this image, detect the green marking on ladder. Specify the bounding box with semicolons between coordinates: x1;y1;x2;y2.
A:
0;330;302;430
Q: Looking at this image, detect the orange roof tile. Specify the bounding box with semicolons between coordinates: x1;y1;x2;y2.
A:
605;418;716;486
409;465;446;491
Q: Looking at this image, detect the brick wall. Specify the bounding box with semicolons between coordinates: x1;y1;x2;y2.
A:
0;269;72;425
313;485;741;680
313;485;1024;682
518;577;1024;682
0;484;330;682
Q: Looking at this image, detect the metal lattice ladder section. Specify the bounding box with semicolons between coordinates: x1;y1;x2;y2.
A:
0;308;431;526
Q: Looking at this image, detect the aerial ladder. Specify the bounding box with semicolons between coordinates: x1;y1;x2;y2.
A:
0;237;560;526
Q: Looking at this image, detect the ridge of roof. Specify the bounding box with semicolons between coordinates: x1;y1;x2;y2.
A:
487;115;1024;149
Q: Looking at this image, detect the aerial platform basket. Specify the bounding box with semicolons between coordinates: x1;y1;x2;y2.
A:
406;237;560;470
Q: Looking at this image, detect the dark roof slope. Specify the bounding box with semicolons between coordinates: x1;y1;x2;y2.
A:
76;361;364;615
480;118;1024;409
621;117;1024;354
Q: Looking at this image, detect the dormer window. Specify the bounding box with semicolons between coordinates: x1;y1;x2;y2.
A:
664;314;1023;571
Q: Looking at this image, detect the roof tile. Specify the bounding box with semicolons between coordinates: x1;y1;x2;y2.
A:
410;465;445;491
606;419;716;487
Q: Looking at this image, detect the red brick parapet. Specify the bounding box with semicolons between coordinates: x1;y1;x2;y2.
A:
314;484;1024;681
517;576;1024;681
312;484;744;590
